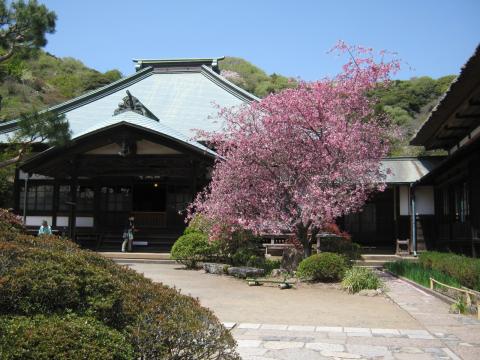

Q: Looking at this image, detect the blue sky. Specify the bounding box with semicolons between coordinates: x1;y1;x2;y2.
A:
40;0;479;80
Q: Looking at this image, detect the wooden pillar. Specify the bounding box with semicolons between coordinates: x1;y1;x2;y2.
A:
393;185;399;240
68;174;78;241
52;180;59;227
13;167;21;213
93;180;100;231
190;159;198;200
22;172;30;225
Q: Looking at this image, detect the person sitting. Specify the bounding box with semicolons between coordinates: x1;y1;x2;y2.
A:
38;220;52;236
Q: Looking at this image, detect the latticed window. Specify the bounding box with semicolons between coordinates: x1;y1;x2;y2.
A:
58;185;95;212
442;187;449;217
455;182;469;223
19;184;54;211
100;186;131;212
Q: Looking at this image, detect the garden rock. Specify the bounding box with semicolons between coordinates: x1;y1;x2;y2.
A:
281;247;304;272
227;266;264;278
358;289;379;297
271;268;289;277
203;263;230;275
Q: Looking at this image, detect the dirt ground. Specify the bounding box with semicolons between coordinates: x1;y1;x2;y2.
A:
124;261;420;329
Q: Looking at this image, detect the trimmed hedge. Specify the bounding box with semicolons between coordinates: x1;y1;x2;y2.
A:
418;252;480;290
0;315;133;360
296;252;348;282
171;231;217;268
0;213;239;359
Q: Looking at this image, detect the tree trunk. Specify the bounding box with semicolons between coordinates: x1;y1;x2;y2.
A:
296;224;311;258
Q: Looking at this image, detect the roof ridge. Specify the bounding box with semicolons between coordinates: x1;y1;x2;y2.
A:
1;66;155;132
200;65;260;103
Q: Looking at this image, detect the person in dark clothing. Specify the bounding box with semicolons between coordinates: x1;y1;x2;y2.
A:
121;215;135;252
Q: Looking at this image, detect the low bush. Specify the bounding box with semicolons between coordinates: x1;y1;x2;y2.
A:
385;260;462;289
341;267;383;293
419;252;480;290
0;315;133;360
319;237;361;261
171;231;215;268
296;252;348;282
0;213;240;359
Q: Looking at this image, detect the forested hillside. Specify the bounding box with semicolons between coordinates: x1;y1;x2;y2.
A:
0;50;121;121
0;53;455;155
219;57;455;156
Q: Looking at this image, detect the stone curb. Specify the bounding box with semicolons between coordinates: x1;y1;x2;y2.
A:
226;322;434;339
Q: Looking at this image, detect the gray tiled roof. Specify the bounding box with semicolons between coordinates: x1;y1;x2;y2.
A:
0;63;257;143
380;157;444;184
75;110;217;157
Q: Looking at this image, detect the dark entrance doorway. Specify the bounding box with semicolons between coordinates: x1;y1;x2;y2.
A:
132;183;167;228
133;183;166;212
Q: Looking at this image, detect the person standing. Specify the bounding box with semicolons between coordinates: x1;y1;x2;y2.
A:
121;215;135;252
38;220;52;236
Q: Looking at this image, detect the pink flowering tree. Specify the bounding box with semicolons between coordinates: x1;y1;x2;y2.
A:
190;43;400;257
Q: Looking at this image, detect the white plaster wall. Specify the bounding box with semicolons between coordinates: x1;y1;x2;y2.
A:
56;216;69;227
18;170;52;180
26;216;52;226
85;143;121;155
76;217;94;227
399;185;410;215
415;186;435;215
55;216;94;227
136;140;181;154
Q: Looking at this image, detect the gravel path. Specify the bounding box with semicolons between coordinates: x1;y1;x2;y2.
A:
124;261;480;359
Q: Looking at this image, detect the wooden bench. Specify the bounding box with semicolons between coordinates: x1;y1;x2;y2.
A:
396;238;411;255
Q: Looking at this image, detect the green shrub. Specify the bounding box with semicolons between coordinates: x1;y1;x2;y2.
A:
171;232;214;268
419;252;480;290
341;267;383;293
263;259;281;274
0;214;240;359
319;237;361;261
296;252;348;282
0;315;133;360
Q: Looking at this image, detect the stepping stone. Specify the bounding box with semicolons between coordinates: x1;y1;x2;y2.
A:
316;326;343;333
306;342;344;352
238;323;261;329
263;341;304;350
237;339;262;348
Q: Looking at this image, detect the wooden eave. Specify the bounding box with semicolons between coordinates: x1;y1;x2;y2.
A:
410;44;480;150
20;122;215;178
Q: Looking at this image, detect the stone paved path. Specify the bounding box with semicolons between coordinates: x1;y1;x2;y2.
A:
227;272;480;360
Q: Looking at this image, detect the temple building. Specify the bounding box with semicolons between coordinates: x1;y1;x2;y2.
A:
0;58;257;250
0;48;478;255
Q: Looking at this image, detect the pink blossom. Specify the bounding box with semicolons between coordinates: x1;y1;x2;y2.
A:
189;43;400;255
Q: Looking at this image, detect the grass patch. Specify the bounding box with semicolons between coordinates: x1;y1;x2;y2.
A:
385;260;462;289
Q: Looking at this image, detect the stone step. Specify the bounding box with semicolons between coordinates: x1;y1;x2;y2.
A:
354;260;387;268
360;254;399;262
99;252;171;261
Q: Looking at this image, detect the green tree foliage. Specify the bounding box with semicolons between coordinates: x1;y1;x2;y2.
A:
0;0;56;63
219;56;296;97
372;75;456;155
